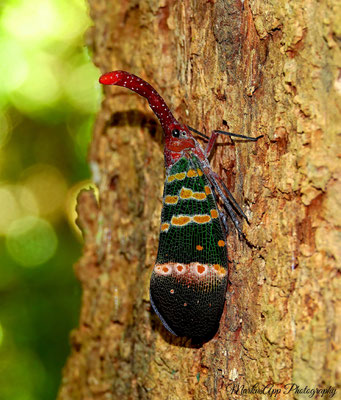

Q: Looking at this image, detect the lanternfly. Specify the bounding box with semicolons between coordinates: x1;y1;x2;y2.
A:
99;71;262;341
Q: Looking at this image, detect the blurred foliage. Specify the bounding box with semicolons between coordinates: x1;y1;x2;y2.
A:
0;0;101;398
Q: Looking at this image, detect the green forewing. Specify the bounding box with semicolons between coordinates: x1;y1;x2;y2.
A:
156;155;227;268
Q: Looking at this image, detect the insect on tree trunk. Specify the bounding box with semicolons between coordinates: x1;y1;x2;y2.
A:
58;1;341;399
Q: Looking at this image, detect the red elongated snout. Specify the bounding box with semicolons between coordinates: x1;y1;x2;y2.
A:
99;70;177;130
99;71;121;85
99;70;198;166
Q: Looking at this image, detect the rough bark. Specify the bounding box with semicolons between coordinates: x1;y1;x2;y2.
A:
59;0;341;399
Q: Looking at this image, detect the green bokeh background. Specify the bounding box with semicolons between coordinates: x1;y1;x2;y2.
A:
0;0;101;398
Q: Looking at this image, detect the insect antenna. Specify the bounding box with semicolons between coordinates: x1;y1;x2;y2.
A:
187;125;210;140
214;130;264;141
187;125;263;142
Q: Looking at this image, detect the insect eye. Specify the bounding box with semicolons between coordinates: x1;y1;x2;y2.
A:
172;129;180;138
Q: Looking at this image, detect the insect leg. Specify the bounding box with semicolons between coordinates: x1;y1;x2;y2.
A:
205;129;262;158
187;125;262;158
210;171;249;223
210;184;229;236
195;157;243;234
205;131;220;158
209;186;233;262
209;176;243;235
219;210;229;236
187;126;219;158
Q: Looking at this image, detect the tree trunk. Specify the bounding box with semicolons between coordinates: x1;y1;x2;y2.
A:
58;0;340;399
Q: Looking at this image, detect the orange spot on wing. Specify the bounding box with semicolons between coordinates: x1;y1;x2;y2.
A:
197;265;205;274
162;266;169;272
177;265;183;271
204;185;212;195
175;172;186;180
161;223;170;231
214;264;226;275
167;172;186;182
187;169;198;177
165;195;178;204
196;245;203;251
193;192;206;200
213;264;221;271
210;209;219;218
197;169;203;176
193;215;211;224
171;215;191;226
218;240;225;247
180;188;192;199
